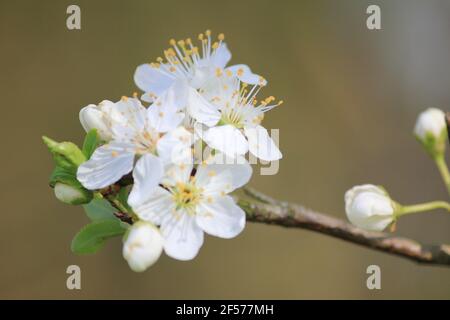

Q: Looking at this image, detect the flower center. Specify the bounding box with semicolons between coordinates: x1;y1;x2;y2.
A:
220;109;245;129
171;181;202;215
133;130;159;155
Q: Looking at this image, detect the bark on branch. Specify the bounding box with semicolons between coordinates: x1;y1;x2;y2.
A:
238;188;450;267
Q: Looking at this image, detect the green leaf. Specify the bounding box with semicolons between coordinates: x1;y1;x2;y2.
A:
71;219;126;255
83;198;116;221
82;129;100;159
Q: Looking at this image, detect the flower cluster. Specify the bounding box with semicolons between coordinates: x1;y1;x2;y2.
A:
43;31;283;272
345;108;450;232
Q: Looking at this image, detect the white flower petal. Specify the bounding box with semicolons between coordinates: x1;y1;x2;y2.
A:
132;187;174;225
147;103;184;133
162;162;193;186
187;88;221;127
128;154;164;208
161;213;204;261
196;153;252;193
211;43;232;68
111;98;147;141
197;195;245;239
77;142;135;190
157;127;194;165
226;64;266;85
203;125;249;158
146;82;187;133
134;64;175;102
244;125;282;161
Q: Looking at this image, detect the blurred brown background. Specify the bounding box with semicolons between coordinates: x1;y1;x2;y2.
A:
0;0;449;299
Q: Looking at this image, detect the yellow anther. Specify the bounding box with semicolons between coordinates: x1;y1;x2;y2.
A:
226;69;232;77
218;33;225;41
212;42;219;49
186;38;192;45
158;111;164;117
208;170;216;177
111;151;118;157
121;96;128;101
133;92;138;98
215;68;223;77
205;29;211;36
169;39;176;46
177;40;185;47
156;57;163;63
169;66;177;72
198;33;204;40
237;68;244;76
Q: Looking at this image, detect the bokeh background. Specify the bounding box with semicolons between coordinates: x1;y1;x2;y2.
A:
1;0;449;299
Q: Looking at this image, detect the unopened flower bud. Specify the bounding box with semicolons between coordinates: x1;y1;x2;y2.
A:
345;184;396;231
122;222;164;272
54;182;92;205
42;136;86;169
414;108;447;158
79;101;115;141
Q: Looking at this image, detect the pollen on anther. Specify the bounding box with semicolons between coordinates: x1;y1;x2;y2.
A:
207;170;216;177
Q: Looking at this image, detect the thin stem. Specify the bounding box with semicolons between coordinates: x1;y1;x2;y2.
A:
434;155;450;196
397;201;450;217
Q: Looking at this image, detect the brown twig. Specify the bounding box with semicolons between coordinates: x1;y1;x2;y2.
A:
238;188;450;267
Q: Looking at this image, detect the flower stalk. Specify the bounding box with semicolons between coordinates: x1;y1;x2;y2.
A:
434;155;450;196
396;201;450;217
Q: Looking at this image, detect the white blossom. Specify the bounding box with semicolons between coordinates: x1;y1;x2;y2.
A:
129;153;252;260
134;31;265;109
77;96;191;199
195;75;283;161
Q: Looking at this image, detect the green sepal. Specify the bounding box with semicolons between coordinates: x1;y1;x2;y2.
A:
49;166;81;188
82;129;100;159
415;129;447;159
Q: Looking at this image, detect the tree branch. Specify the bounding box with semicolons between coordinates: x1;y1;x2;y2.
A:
237;188;450;267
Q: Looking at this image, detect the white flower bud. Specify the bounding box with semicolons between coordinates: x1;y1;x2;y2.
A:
414;108;447;158
54;182;92;205
79;101;115;141
414;108;446;141
122;222;163;272
345;184;395;231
